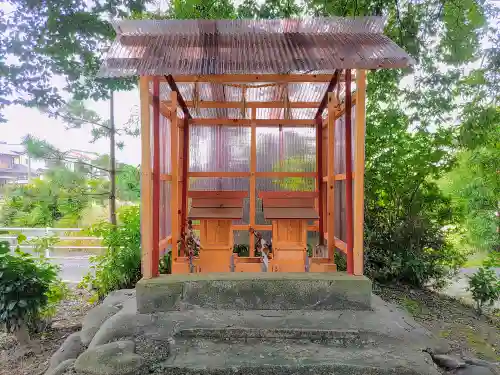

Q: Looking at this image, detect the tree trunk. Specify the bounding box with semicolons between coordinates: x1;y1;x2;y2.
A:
109;90;117;226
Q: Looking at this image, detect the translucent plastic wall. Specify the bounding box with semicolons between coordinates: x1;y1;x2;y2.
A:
156;106;356;247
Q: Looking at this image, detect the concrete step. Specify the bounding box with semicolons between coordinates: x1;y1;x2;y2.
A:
137;272;372;313
157;336;438;375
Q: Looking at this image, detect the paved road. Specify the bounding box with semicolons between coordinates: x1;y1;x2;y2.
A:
49;256;92;283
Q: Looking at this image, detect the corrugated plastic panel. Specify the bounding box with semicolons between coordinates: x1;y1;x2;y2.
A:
256;127;316;172
100;17;414;77
189;126;250;172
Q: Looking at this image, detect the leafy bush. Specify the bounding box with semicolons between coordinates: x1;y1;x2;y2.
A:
468;266;500;313
81;205;142;300
0;239;59;333
363;181;466;287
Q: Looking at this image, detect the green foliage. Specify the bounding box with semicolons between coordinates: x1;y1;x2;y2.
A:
440;148;499;252
0;166;98;227
272;156;315;191
468;266;500;313
159;251;172;274
116;164;141;202
234;244;250;257
0;238;61;333
81;205;142;300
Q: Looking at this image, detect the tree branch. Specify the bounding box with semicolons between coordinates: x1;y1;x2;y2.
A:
44;109;116;132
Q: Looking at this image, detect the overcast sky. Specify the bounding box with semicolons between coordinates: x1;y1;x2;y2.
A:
2;90;142;166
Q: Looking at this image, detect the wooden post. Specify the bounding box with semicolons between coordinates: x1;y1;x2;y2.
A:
316;116;324;245
170;92;179;261
139;76;154;279
250;108;257;255
180;117;189;253
353;70;367;275
327;93;336;263
151;78;160;277
345;70;354;274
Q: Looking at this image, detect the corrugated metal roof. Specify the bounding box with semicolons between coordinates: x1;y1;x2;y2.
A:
98;17;414;78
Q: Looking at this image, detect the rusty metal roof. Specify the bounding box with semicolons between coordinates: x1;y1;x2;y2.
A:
98;17;414;78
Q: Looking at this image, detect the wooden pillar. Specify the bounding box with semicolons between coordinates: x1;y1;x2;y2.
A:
250;108;257;255
353;70;367;275
327;93;336;263
345;69;354;275
139;76;154;279
170;92;179;260
151;78;160;277
316;116;324;245
180;117;189;252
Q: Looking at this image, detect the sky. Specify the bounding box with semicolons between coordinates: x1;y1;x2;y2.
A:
1;90;143;167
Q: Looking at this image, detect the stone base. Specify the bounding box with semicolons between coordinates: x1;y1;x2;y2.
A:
136;272;372;313
46;289;449;375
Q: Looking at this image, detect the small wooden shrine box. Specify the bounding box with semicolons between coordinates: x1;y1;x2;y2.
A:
259;192;319;272
188;191;247;273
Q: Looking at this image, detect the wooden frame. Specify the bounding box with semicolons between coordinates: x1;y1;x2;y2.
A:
140;72;367;277
139;76;154;279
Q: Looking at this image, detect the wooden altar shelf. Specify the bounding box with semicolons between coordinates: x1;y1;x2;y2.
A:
184;191;247;274
101;17;415;279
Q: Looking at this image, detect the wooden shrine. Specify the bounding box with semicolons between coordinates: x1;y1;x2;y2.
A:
98;17;414;279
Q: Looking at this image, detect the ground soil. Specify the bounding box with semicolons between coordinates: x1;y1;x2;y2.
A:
0;288;93;375
375;283;500;362
0;284;498;375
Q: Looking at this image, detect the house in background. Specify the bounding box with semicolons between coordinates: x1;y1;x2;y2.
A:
0;143;38;186
38;149;109;180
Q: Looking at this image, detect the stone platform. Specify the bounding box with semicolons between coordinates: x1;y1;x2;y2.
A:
43;278;451;375
136;272;372;313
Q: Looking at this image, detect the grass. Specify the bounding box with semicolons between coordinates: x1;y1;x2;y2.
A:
464;251;489;268
401;297;426;317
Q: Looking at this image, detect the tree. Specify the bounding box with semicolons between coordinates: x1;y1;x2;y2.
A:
0;166;102;227
23;97;140;223
0;0;144;122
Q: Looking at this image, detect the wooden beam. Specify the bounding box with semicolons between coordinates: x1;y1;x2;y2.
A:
353;70;367;276
322;96;358;128
139;76;154;279
186;171;317;178
327;92;336;264
160;174;173;181
170;91;180;261
189;118;316;126
315;70;341;119
257;172;317;178
322;173;356;182
159;74;349;84
189;172;250;178
345;69;354;275
159;99;321;109
165;75;192;119
250;108;257;255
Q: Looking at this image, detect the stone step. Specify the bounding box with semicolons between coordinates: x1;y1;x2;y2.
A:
156;337;439;375
176;327;364;346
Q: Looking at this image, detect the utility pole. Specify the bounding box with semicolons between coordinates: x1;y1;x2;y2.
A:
109;90;117;225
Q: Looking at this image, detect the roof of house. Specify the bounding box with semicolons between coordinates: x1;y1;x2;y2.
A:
0;143;24;156
98;16;414;78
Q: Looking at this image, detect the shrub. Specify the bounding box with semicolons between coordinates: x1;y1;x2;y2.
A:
468;266;500;313
364;201;466;288
0;239;59;334
468;252;500;313
81;205;142;300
